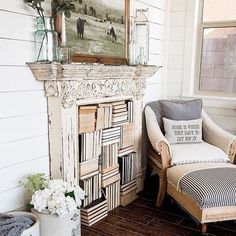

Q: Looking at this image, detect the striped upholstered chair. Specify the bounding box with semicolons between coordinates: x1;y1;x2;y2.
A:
145;100;236;233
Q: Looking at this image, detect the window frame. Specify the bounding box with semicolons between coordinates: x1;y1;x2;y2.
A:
194;0;236;97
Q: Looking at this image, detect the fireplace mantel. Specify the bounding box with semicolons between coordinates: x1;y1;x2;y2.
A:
28;63;160;108
28;62;161;193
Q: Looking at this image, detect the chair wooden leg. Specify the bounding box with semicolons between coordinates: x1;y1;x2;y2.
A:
145;162;153;181
200;224;207;234
156;173;166;207
170;196;175;205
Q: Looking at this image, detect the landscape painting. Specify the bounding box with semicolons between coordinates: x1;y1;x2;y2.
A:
65;0;128;62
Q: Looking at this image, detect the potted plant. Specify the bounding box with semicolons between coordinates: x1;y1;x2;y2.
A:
24;173;85;236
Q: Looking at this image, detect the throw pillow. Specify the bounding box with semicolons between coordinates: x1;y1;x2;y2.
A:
163;118;203;144
159;99;203;120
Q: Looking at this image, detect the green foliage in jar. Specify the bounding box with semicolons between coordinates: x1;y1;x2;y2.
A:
23;173;47;195
51;0;77;18
24;0;46;19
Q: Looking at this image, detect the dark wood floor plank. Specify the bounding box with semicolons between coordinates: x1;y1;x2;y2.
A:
116;219;177;236
178;218;199;230
213;221;236;232
91;221;142;236
102;214;123;225
207;225;236;236
148;218;204;236
133;196;190;218
111;207;154;224
137;191;156;201
132;198;155;207
81;227;106;236
126;202;183;224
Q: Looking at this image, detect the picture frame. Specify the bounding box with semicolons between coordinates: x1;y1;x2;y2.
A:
65;0;130;65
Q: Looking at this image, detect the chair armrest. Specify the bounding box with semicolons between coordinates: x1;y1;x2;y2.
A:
145;106;171;167
202;110;236;161
229;140;236;162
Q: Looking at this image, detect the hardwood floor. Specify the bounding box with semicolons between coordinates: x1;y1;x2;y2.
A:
82;176;236;236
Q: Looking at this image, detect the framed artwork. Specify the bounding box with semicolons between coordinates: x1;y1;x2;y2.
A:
65;0;129;64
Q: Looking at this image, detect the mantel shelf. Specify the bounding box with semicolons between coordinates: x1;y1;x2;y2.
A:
27;62;161;81
27;62;161;109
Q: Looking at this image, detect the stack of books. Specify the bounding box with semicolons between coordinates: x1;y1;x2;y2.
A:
79;158;99;177
102;127;121;146
120;123;134;149
101;143;118;169
78;99;136;225
79;106;97;133
120;179;137;196
81;198;108;227
119;152;136;185
80;172;101;207
103;180;120;211
118;146;134;157
79;130;102;162
96;104;112;129
112;101;129;126
127;100;133;122
101;166;120;187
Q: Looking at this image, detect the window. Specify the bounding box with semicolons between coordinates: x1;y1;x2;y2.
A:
196;0;236;95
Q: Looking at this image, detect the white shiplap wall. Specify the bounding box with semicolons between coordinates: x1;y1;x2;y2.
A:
130;0;168;104
0;2;49;212
202;98;236;135
167;0;187;98
167;0;236;135
130;0;168;169
0;1;168;212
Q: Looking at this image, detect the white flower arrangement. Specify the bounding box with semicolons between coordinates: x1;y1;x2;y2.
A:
25;174;85;218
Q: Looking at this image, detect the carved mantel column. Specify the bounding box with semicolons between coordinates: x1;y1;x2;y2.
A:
28;62;160;188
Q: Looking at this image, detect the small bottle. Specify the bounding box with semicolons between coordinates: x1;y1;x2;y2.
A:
139;46;145;64
57;43;70;63
135;46;146;65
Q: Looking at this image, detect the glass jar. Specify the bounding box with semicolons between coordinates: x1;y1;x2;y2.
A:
35;17;58;62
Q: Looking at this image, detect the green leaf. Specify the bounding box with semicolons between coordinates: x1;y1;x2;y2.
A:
24;173;47;195
64;10;71;18
65;191;75;200
27;204;34;209
68;4;76;11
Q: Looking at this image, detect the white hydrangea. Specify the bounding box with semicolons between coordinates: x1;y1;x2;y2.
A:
47;179;69;193
31;179;85;218
74;186;85;206
31;188;52;212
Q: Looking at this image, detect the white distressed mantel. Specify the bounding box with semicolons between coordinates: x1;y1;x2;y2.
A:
28;62;160;192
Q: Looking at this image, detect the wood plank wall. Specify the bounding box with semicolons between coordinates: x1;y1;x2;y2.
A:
0;0;168;212
166;0;187;99
0;1;49;212
130;0;168;104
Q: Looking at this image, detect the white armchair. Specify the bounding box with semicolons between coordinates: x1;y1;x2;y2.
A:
145;101;236;233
